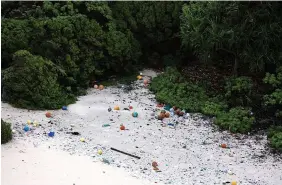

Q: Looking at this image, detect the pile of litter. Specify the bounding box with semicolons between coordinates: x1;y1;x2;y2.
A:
1;69;282;185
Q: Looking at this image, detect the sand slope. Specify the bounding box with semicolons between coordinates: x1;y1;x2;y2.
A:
1;69;282;185
1;141;157;185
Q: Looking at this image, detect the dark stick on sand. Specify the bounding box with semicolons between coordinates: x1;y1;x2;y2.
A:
110;147;141;159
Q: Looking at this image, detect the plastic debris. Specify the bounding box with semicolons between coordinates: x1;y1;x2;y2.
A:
164;105;171;111
23;125;30;132
80;138;85;142
129;105;133;109
165;112;170;118
62;106;68;110
152;161;158;168
45;112;52;118
48;131;55;137
227;170;233;175
94;84;98;89
33;120;38;127
120;124;125;130
231;181;237;185
102;124;111;127
157;104;164;108
99;85;104;90
114;106;120;110
102;158;110;164
220;144;227;148
132;112;138;117
98;149;103;155
66;131;80;135
27;120;32;125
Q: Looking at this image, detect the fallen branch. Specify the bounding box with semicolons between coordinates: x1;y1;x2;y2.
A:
110;147;141;159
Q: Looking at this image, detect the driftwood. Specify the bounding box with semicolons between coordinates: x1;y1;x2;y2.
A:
110;147;141;159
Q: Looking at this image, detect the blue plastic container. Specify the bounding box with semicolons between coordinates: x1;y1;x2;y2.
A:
62;106;68;110
132;112;138;117
23;125;30;132
164;105;171;111
48;131;55;137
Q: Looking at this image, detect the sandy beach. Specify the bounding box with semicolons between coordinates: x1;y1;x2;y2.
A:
1;70;282;185
1;140;157;185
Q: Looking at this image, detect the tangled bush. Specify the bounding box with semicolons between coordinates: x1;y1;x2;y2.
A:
214;107;255;133
2;50;75;109
263;66;282;121
201;101;228;117
224;76;253;107
1;119;12;144
150;67;209;112
267;126;282;152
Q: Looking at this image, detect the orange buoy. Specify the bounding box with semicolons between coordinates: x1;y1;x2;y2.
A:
158;113;165;120
152;161;158;168
99;85;104;90
120;125;125;130
220;143;227;148
165;112;170;118
45;112;52;118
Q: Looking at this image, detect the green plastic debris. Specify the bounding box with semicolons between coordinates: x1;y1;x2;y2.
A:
164;104;171;111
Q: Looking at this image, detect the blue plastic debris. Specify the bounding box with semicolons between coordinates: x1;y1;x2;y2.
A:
62;106;68;110
48;131;55;137
164;105;171;111
23;125;30;132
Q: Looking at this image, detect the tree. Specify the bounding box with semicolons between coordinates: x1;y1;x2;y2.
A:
2;50;74;109
181;2;282;75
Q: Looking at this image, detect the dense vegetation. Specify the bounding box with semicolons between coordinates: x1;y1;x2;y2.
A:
1;119;12;144
1;1;281;151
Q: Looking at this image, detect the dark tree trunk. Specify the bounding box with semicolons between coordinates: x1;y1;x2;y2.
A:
233;58;238;77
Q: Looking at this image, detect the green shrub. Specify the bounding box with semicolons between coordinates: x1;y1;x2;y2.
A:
201;101;228;116
263;67;282;122
224;76;253;106
150;67;209;112
268;126;282;152
2;50;75;109
151;68;256;134
214;107;255;133
1;19;31;68
267;126;282;152
1;119;12;144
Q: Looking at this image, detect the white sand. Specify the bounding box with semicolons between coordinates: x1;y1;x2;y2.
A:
1;141;157;185
1;69;282;185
